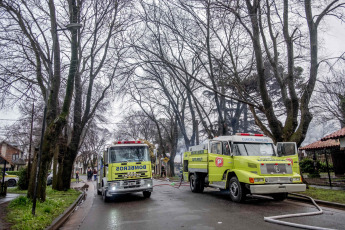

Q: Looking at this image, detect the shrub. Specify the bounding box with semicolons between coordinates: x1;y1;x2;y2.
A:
17;167;29;190
300;158;334;175
318;161;334;172
43;207;52;213
300;158;316;173
9;196;30;207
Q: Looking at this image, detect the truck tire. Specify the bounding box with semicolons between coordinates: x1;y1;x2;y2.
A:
143;191;151;198
102;189;111;202
229;177;246;203
7;179;16;187
198;174;205;193
271;193;287;201
97;182;103;195
190;174;200;193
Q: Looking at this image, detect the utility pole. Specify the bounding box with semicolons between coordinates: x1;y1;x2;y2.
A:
27;103;34;182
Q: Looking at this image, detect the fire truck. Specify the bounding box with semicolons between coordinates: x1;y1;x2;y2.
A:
183;133;306;202
97;141;153;202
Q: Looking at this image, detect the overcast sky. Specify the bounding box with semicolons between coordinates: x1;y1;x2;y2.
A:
1;14;344;144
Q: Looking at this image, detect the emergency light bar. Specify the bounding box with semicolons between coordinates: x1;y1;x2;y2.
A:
235;133;265;137
116;141;142;144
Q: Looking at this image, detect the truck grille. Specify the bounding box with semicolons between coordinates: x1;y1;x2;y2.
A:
260;164;292;175
115;170;148;179
265;177;292;183
122;179;141;188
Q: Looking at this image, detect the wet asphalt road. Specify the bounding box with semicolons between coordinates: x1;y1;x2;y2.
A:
79;180;345;230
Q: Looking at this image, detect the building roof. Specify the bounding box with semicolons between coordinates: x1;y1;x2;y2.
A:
0;155;10;164
321;127;345;141
0;141;22;152
299;139;339;150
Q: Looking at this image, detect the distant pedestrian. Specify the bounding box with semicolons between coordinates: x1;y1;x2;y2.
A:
87;168;92;181
93;168;97;181
76;170;79;183
161;166;166;177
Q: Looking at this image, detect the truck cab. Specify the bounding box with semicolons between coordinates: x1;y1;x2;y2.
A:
97;141;153;202
183;133;306;202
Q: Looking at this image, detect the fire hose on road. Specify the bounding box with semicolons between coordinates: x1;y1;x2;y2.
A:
154;178;189;189
155;179;336;230
264;193;335;230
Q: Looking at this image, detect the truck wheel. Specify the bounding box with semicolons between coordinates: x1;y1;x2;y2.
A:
7;179;16;187
97;183;102;195
229;177;246;203
102;189;110;202
143;191;151;198
271;193;287;201
198;175;205;193
190;174;200;193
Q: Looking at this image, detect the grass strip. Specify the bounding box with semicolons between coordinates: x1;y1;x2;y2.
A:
6;186;80;230
296;187;345;205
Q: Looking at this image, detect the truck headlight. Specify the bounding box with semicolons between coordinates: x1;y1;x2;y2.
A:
292;177;301;182
109;182;118;190
249;177;264;183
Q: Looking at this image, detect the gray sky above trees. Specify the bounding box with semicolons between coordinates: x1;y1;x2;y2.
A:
0;1;344;146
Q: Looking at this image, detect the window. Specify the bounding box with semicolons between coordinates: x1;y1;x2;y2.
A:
222;142;231;155
12;154;19;161
232;142;275;156
277;143;296;156
109;146;150;163
210;142;222;155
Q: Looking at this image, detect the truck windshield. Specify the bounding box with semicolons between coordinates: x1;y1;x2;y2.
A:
232;142;275;156
109;146;150;163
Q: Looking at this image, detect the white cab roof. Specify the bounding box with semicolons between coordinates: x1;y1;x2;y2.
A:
213;135;274;143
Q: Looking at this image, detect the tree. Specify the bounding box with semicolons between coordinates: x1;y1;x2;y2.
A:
315;70;345;127
214;0;345;146
54;0;134;191
0;0;81;200
114;111;157;142
0;0;133;198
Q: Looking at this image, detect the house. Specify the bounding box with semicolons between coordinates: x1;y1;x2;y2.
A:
0;141;26;171
299;127;345;175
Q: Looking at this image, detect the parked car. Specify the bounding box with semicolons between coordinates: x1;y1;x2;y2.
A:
47;173;53;185
0;172;19;187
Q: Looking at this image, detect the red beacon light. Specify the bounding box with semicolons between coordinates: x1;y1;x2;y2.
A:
116;140;142;144
254;134;264;136
237;133;250;136
236;133;265;137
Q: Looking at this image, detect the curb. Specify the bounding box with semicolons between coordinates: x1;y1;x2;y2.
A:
46;191;85;230
288;193;345;210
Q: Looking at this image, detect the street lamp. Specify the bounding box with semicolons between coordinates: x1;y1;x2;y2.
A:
31;22;82;216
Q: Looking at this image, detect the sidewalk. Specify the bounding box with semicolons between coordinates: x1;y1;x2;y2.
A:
0;193;20;205
309;185;345;191
59;179;95;230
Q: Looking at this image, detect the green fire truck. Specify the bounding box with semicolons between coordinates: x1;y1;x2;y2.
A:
97;140;153;202
183;133;306;202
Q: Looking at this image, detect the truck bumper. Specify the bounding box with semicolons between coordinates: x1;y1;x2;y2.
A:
249;183;306;194
105;178;153;197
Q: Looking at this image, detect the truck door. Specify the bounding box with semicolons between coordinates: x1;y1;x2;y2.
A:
208;141;233;182
277;142;299;174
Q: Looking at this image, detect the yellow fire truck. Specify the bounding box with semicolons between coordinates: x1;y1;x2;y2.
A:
183;133;306;202
97;140;153;202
